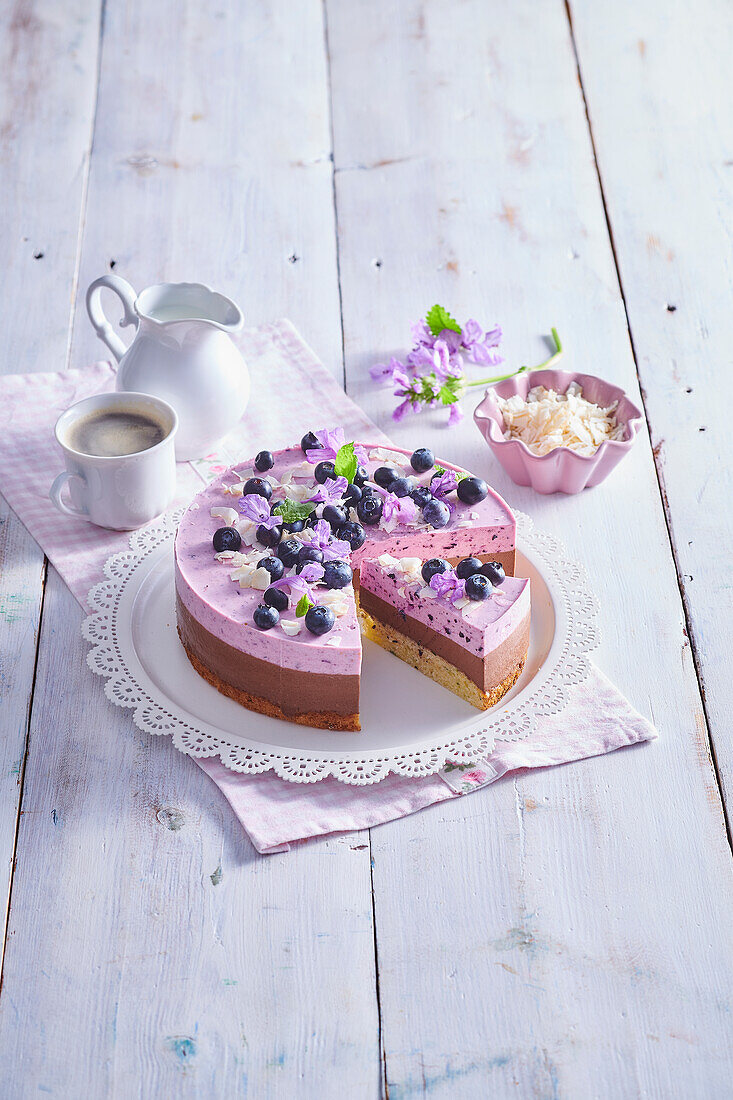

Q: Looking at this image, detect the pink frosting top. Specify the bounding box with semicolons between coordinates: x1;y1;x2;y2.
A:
359;558;530;660
175;441;516;676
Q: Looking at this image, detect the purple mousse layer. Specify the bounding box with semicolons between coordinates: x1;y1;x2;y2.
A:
174;442;516;678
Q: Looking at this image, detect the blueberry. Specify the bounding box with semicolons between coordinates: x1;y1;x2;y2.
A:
254;450;274;472
282;519;304;533
359;483;376;498
264;586;289;612
258;555;284;581
212;526;241;553
410;486;433;510
481;561;506;586
297;545;324;567
374;465;400;489
343;483;362;510
422;558;450;584
357;495;383;525
323;504;347;528
353;465;369;487
323;559;353;590
253;604;279;630
410;447;434;473
243;476;272;500
257;522;282;547
422;498;451;529
388;477;413;498
315;460;336;484
456;556;483;580
276;538;301;568
301;431;321;453
338;521;366;550
305;605;335;636
303;512;319;528
465;574;492;601
457;476;489;505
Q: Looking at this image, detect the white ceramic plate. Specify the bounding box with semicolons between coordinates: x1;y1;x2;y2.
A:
83;512;599;784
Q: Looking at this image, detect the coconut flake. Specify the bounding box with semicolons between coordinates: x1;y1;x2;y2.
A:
280;620;303;637
368;447;408;469
211;506;239;527
496;383;624;456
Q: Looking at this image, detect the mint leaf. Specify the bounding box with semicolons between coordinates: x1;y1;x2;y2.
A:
426;304;462;338
334;442;358;483
433;465;446;477
273;499;316;524
438;385;460;406
296;594;312;617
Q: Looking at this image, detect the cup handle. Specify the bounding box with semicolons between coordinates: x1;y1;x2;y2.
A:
50;471;89;520
85;275;138;362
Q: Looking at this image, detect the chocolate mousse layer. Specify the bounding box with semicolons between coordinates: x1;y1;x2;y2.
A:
358;588;530;692
177;595;360;730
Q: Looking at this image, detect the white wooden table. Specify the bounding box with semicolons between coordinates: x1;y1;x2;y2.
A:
1;1;731;1095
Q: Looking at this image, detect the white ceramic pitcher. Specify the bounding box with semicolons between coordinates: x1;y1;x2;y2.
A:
86;276;249;461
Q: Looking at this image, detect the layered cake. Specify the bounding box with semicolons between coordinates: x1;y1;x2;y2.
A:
174;429;528;730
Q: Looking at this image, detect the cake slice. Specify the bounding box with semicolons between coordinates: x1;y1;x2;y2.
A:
358;554;530;710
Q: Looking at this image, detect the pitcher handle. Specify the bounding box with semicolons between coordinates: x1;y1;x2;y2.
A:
85;275;138;362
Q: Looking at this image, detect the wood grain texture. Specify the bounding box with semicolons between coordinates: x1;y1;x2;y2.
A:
0;0;101;970
567;0;733;804
0;572;380;1098
326;0;733;1094
0;0;380;1095
69;0;344;380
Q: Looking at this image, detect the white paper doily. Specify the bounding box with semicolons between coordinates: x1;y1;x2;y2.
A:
82;511;599;785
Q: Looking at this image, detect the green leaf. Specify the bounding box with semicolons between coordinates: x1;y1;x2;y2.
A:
438;385;460;406
273;499;316;524
296;594;312;617
425;304;462;338
334;442;358;483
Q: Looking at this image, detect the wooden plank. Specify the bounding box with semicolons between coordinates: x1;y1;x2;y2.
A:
69;0;343;378
0;0;102;966
326;0;733;1094
0;571;380;1098
566;0;733;805
0;0;380;1094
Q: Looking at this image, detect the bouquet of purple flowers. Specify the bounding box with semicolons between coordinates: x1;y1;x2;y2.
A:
371;304;562;426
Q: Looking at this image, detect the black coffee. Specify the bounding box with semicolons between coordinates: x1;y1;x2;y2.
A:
67;409;167;457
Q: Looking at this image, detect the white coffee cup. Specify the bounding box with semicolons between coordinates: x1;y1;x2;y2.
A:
51;391;178;530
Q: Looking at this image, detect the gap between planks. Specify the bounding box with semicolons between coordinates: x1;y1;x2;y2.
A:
563;0;732;854
0;0;107;989
0;560;48;985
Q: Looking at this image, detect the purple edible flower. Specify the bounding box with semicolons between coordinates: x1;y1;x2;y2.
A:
430;469;459;498
370;357;403;384
381;491;417;526
306;475;348;505
306;426;345;464
269;565;324;605
429;570;466;604
306;427;367;466
237;494;271;524
448;403;464;426
298;518;352;562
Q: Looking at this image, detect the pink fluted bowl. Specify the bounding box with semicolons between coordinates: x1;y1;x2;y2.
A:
473;369;643;495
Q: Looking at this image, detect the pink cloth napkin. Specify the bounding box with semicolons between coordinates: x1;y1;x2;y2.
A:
0;319;657;853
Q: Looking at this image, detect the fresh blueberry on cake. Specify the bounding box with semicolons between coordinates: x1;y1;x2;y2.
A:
254;450;274;472
174;432;525;730
212;526;241;553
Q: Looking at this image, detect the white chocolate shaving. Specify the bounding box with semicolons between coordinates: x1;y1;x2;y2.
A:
210;506;239;527
496;382;624;456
